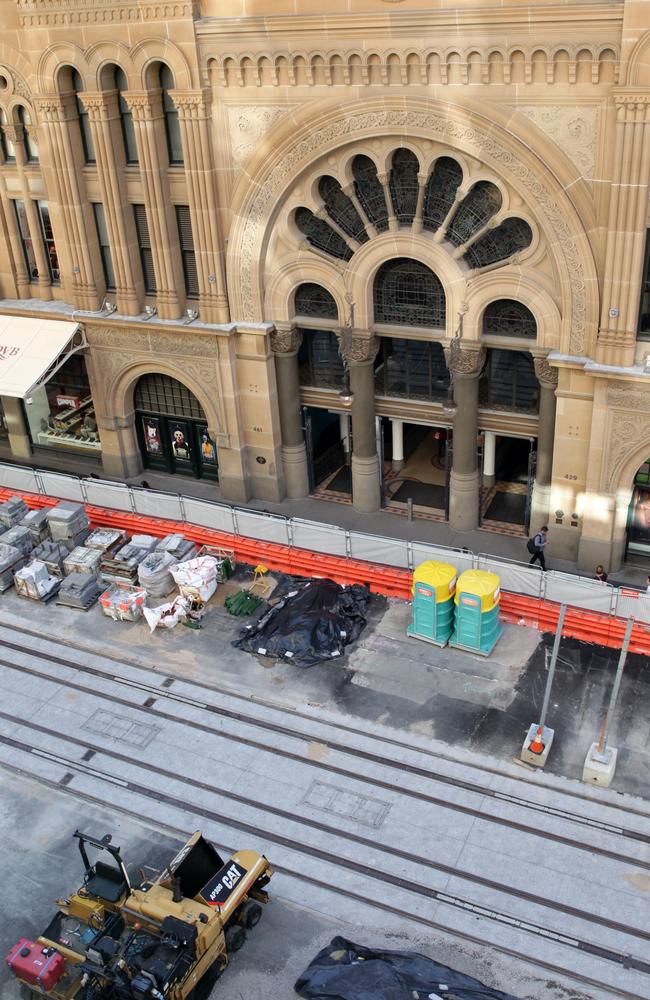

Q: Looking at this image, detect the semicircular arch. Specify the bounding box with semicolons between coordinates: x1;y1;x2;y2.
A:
108;361;223;435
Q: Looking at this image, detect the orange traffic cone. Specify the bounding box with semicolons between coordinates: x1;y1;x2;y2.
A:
529;726;545;754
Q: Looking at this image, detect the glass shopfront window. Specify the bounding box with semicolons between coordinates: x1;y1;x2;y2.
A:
23;354;100;456
0;398;8;442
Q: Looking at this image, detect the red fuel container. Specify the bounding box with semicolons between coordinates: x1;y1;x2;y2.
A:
6;937;67;991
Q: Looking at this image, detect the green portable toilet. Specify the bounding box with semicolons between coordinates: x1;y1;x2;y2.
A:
408;560;457;647
450;569;502;656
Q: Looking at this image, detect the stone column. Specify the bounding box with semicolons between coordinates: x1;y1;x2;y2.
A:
126;91;184;319
1;396;32;460
34;95;101;309
172;91;229;324
270;323;309;498
530;357;558;530
81;92;143;315
412;172;428;234
347;334;381;512
449;345;485;531
598;95;650;367
482;430;496;487
391;417;404;471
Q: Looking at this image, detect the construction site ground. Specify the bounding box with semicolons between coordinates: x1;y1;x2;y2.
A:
1;578;650;999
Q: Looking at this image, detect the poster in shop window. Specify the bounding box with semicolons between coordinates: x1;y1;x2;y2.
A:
142;416;162;455
169;421;191;461
198;425;217;465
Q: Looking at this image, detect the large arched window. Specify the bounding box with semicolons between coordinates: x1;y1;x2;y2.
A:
318;176;368;243
389;148;420;225
422;157;463;232
294;282;338;320
376;338;450;401
114;67;138;164
479;349;538;412
465;218;532;269
483;300;537;339
352;155;389;233
17;107;38;163
134;373;206;419
374;258;446;328
295;207;353;261
71;69;94;164
447;181;502;248
159;64;183;165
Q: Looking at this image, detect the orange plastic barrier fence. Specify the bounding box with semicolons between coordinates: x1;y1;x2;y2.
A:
2;485;649;653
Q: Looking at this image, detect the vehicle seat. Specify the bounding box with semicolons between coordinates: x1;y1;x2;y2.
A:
84;861;126;902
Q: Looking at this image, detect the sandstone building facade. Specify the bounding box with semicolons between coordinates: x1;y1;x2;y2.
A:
0;0;649;571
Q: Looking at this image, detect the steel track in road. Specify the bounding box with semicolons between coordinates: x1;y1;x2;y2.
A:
0;633;648;873
0;728;647;1000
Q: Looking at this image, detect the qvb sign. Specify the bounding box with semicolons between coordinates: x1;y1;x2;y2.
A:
199;861;247;907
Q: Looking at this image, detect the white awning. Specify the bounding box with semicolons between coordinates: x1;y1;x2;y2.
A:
0;315;86;398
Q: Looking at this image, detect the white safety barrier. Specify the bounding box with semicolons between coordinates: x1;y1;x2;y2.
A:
0;461;647;620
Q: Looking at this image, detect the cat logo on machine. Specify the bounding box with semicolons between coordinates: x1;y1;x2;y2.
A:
200;861;248;907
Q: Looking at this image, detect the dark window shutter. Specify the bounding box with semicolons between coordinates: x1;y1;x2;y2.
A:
133;204;156;293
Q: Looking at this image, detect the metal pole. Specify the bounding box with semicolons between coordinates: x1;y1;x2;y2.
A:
538;603;567;730
598;616;635;755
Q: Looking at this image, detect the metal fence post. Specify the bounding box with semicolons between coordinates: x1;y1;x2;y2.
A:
34;469;45;495
345;530;352;559
286;518;294;548
128;487;136;513
595;616;635;759
231;507;239;535
179;495;186;521
407;540;414;572
79;477;88;502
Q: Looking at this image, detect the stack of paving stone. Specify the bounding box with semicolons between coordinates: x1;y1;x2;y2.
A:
84;527;127;553
14;559;60;602
58;571;103;610
0;525;33;558
20;508;51;545
100;534;158;587
99;584;147;621
0;543;26;591
32;539;71;579
138;550;179;599
46;503;90;550
0;496;28;529
63;546;102;577
156;533;197;562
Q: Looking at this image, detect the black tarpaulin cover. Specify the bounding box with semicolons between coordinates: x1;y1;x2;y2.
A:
294;937;521;1000
232;579;369;667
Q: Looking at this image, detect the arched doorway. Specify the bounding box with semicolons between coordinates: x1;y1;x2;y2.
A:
626;456;650;559
134;374;217;480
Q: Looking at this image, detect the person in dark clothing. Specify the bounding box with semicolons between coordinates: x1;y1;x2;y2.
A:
529;526;549;570
595;565;608;582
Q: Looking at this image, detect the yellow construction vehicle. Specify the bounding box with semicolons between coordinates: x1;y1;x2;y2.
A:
5;830;272;1000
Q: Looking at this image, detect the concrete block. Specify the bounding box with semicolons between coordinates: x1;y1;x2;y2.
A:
520;723;554;767
582;743;618;788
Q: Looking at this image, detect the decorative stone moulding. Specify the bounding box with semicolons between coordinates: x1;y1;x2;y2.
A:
211;46;619;89
16;0;199;27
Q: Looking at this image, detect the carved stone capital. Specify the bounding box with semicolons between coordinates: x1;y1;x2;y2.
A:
34;95;66;123
447;344;486;377
79;92;117;122
345;334;380;365
533;356;558;387
123;93;159;122
169;90;212;120
270;325;302;354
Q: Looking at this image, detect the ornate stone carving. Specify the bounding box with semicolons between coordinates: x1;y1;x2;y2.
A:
7;68;30;101
228;106;289;166
237;107;589;355
518;106;599;179
607;381;650;411
86;324;219;358
604;410;649;492
345;334;380;364
448;345;486;377
270;326;302;354
533;357;558;387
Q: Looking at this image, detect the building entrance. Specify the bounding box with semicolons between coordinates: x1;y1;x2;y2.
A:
626;457;650;559
482;435;535;531
134;374;217;480
384;422;450;516
303;406;349;495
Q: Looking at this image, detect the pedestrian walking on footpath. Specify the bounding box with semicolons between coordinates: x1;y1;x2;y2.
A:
528;525;549;571
595;565;608;582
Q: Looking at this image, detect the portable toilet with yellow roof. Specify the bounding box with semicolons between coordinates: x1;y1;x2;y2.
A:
408;560;457;647
450;569;502;655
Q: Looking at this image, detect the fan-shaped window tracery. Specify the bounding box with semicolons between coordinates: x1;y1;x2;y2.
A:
295;207;353;261
389;148;420;225
294;282;338;319
352;155;389;233
318;176;368;243
374;258;446;328
483;300;536;339
422;157;463;232
446;181;502;248
464;218;532;269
